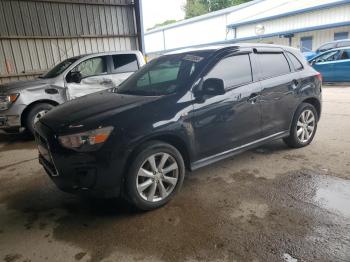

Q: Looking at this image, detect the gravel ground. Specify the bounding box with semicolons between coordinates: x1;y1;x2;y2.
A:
0;86;349;262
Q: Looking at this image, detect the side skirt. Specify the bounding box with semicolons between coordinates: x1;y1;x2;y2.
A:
190;131;289;171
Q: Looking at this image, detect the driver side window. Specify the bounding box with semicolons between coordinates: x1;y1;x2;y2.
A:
73;56;107;78
314;51;340;63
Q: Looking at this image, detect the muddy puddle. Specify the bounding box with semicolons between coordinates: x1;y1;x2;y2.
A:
0;166;349;262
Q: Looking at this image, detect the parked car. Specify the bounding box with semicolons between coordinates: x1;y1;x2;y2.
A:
0;51;145;134
309;47;350;82
303;38;350;60
34;44;322;210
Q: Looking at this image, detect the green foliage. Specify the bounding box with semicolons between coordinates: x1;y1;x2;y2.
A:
183;0;208;19
148;20;179;31
183;0;253;19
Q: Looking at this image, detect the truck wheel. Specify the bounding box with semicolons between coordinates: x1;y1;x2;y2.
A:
125;141;185;211
26;103;54;135
283;103;318;148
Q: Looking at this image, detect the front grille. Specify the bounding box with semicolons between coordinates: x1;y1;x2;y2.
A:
0;96;8;111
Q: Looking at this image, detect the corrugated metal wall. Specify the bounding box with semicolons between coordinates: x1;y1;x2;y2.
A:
0;0;139;84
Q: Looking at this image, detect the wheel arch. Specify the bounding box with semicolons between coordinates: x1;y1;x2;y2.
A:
301;97;321;120
21;99;59;127
126;133;192;172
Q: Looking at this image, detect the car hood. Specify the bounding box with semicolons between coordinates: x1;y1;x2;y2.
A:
0;78;53;94
303;51;317;60
40;91;161;132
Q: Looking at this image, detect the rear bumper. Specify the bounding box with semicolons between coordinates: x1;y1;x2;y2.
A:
34;121;128;198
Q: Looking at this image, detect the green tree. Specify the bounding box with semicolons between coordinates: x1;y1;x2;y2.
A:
183;0;253;19
148;20;179;31
183;0;208;19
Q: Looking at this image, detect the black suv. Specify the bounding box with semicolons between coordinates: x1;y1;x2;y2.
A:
35;44;322;210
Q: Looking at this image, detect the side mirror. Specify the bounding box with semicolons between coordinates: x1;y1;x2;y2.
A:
202;78;225;96
66;71;82;83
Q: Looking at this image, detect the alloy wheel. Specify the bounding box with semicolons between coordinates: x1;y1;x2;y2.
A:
296;109;315;143
136;152;179;202
33;110;48;125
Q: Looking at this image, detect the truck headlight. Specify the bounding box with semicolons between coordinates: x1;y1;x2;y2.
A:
0;94;20;110
58;126;114;152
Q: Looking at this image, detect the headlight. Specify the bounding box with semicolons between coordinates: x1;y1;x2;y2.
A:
58;126;114;152
0;94;20;110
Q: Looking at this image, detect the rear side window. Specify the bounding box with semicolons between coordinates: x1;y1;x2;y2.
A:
113;54;139;73
286;52;303;71
206;54;252;89
258;53;290;79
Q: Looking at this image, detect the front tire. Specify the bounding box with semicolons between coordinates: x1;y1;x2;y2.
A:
125;141;185;211
283;103;318;148
26;103;54;135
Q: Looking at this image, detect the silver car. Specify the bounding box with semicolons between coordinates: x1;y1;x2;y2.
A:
0;51;145;134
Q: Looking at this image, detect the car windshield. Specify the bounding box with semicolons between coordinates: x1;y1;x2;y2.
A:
117;52;211;96
40;57;80;79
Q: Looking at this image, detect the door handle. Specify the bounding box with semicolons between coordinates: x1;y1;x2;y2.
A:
247;93;259;104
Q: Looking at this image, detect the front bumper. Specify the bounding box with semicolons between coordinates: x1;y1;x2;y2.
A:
0;115;21;129
0;104;26;130
34;121;128;198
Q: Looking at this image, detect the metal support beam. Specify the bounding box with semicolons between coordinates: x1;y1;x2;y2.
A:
2;0;134;7
0;35;138;40
134;0;145;54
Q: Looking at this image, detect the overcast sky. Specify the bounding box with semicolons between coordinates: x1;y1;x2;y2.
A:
142;0;186;31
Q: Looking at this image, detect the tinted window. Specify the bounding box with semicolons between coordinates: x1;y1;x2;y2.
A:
73;57;107;78
258;53;290;79
286;52;303;71
206;55;252;88
113;54;139;73
337;41;350;48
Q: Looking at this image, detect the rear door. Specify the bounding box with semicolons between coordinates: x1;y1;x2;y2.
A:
256;49;299;136
66;56;111;100
109;54;140;87
332;49;350;81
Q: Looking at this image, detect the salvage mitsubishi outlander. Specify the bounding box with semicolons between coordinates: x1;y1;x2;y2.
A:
34;44;322;210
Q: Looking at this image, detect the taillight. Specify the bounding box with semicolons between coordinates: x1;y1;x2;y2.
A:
316;72;322;82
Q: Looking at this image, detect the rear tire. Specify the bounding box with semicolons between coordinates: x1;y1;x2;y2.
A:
25;103;54;135
125;141;185;211
283;103;318;148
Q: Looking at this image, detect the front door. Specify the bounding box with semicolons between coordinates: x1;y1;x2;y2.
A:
332;49;350;81
192;53;262;160
66;56;113;100
311;50;341;82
